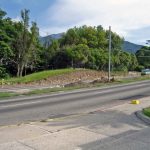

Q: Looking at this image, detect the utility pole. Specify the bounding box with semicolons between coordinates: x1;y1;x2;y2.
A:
108;26;111;82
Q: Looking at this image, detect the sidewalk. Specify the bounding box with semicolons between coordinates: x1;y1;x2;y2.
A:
0;96;150;150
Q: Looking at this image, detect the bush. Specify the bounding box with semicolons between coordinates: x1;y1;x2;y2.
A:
0;66;9;79
135;65;145;72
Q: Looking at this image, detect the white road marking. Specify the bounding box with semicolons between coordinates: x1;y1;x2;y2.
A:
0;89;115;108
0;82;148;108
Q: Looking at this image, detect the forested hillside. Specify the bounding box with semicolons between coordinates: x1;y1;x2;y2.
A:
122;41;142;53
40;34;143;54
0;8;149;79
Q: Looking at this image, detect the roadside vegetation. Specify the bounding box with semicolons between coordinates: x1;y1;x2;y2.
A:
143;108;150;117
2;68;147;85
1;8;149;80
0;75;149;100
0;92;18;99
116;75;150;83
6;68;75;84
0;8;149;100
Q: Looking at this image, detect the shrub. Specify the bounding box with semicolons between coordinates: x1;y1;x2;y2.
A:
0;66;9;79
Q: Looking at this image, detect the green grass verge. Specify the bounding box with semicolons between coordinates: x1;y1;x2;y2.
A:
24;87;86;95
24;76;150;96
0;92;18;100
116;75;150;83
3;68;148;85
143;108;150;117
5;68;75;84
0;75;149;100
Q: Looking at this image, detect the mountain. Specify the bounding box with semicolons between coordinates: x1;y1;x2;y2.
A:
39;33;64;44
40;34;143;53
122;41;143;53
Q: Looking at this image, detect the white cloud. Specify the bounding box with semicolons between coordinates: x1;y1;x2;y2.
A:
126;26;150;44
41;0;150;43
12;16;21;22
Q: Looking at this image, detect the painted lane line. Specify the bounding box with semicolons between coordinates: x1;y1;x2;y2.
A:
0;89;116;108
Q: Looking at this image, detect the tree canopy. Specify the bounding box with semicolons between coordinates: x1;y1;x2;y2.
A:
136;46;150;68
0;8;142;79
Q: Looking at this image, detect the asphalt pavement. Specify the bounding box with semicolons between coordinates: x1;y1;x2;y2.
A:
0;80;150;126
0;95;150;150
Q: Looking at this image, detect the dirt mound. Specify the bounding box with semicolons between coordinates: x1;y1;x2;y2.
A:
28;69;108;86
2;69;108;89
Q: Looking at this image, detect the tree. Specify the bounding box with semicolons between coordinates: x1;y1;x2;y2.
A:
0;8;6;19
12;9;40;77
25;22;40;73
0;9;12;65
97;25;107;49
60;28;79;46
106;30;124;50
41;39;60;69
66;44;90;68
13;9;30;77
0;8;141;78
136;46;150;68
0;9;14;68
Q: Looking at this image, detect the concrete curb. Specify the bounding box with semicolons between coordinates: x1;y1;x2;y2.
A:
135;110;150;125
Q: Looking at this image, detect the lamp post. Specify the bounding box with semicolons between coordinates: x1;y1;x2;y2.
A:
108;26;111;82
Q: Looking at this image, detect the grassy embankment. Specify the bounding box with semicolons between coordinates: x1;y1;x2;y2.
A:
0;92;18;99
6;68;75;84
24;75;150;95
0;68;150;99
0;68;76;99
143;108;150;117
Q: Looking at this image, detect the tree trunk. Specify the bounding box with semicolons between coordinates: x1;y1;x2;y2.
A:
17;63;24;77
17;64;20;77
20;64;24;77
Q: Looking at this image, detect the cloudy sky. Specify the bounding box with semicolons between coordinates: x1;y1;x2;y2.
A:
0;0;150;44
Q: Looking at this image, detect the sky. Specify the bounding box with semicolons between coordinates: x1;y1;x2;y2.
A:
0;0;150;44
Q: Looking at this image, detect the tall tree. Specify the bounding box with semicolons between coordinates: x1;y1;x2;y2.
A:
14;9;30;77
12;9;40;77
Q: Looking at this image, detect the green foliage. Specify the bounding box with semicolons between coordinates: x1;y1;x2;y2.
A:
0;92;18;99
135;65;145;72
136;46;150;68
0;11;15;65
0;8;141;79
143;108;150;117
3;9;41;77
7;68;75;83
0;8;6;19
56;25;136;71
0;66;9;78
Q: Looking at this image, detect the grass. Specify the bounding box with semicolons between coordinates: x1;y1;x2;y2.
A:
0;77;149;99
4;68;148;85
5;68;75;84
23;75;150;96
119;76;150;83
0;70;149;100
24;85;93;96
143;107;150;117
0;92;18;100
112;71;128;76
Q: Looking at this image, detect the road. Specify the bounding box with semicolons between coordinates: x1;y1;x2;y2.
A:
0;80;150;126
